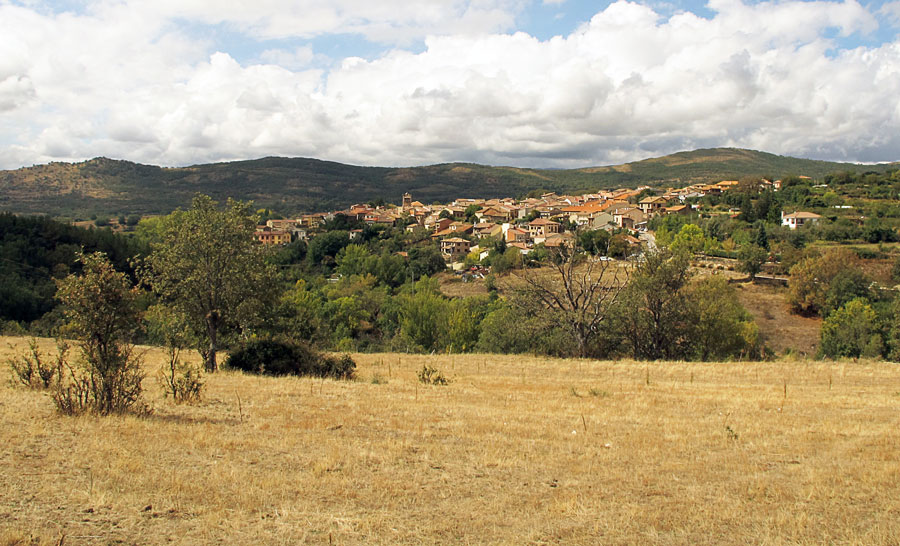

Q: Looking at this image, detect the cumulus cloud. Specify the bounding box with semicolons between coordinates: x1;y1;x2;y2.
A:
105;0;526;43
0;0;898;170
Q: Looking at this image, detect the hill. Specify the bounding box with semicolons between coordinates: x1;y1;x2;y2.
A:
0;148;895;217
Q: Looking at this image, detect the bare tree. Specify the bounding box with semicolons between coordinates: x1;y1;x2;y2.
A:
513;242;630;358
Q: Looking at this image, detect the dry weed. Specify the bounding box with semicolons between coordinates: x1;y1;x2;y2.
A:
2;336;900;544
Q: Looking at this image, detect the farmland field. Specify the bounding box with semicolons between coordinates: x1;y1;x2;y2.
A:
2;337;899;544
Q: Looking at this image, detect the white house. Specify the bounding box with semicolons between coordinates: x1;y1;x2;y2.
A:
782;211;822;229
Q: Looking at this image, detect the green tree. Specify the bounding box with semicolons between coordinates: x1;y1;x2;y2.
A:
686;275;760;360
616;248;692;360
737;244;767;281
753;222;769;250
336;244;377;278
55;252;144;414
306;230;351;267
578;229;611;256
820;298;883;359
464;204;481;223
396;278;449;352
670;224;706;255
143;195;277;372
788;248;860;316
823;268;872;317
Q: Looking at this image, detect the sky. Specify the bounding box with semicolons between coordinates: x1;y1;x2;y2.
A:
1;0;899;170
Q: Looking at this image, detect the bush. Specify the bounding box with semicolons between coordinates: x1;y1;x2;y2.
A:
417;364;449;385
8;338;67;389
224;339;356;379
158;349;203;404
54;252;146;415
819;298;883;359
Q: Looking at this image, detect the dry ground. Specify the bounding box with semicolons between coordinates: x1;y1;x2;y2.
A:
2;337;900;545
732;281;822;357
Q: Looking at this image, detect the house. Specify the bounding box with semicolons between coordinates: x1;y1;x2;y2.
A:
440;237;473;262
430;217;453;232
782;211;822;229
301;213;329;230
478;205;515;223
662;204;691;215
528;218;561;242
637;196;669;216
431;221;474;240
612;207;646;230
474;222;502;239
508;242;532;254
506;227;530;244
543;232;575;249
254;226;291;245
584;212;616;230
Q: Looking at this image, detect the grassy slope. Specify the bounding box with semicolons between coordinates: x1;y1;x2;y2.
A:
2;337;899;545
1;149;895;217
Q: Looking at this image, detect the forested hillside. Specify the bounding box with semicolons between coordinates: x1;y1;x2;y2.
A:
1;148;894;218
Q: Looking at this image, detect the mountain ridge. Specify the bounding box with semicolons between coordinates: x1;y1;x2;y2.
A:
1;148;895;218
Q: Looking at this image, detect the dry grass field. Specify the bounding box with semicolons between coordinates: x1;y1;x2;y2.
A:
2;336;900;545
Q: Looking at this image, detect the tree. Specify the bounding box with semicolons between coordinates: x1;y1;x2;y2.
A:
306;230;351;267
753;222;769;250
336;244;377;278
820;298;883;359
823;268;872;317
788;248;861;316
464;204;481;223
55;252;144;414
737;244;767;281
514;243;628;358
615;248;692;360
143;195;277;372
670;224;706;255
396;278;449;352
685;275;760;360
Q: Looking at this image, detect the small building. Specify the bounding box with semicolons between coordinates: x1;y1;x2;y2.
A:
612;207;646;230
440;237;473;262
662;204;691;215
782;211;822;229
637;196;669;216
506;227;530;244
528;218;561;241
254;226;291;245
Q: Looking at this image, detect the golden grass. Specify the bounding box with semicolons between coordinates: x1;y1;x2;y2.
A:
2;336;900;544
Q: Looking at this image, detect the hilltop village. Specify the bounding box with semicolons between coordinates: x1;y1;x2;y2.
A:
253;177;816;267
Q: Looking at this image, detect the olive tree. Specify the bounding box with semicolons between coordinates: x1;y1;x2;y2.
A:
143;195;277;372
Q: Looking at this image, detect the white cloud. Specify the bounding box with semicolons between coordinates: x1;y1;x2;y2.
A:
882;1;900;26
0;0;898;170
99;0;526;43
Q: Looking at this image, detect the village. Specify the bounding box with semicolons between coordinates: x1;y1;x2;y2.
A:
253;177;820;268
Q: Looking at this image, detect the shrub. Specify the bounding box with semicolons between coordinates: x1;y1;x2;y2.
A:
8;338;67;389
321;353;357;380
417;364;449;385
54;252;146;415
224;339;356;379
158;348;203;403
819;298;883;359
